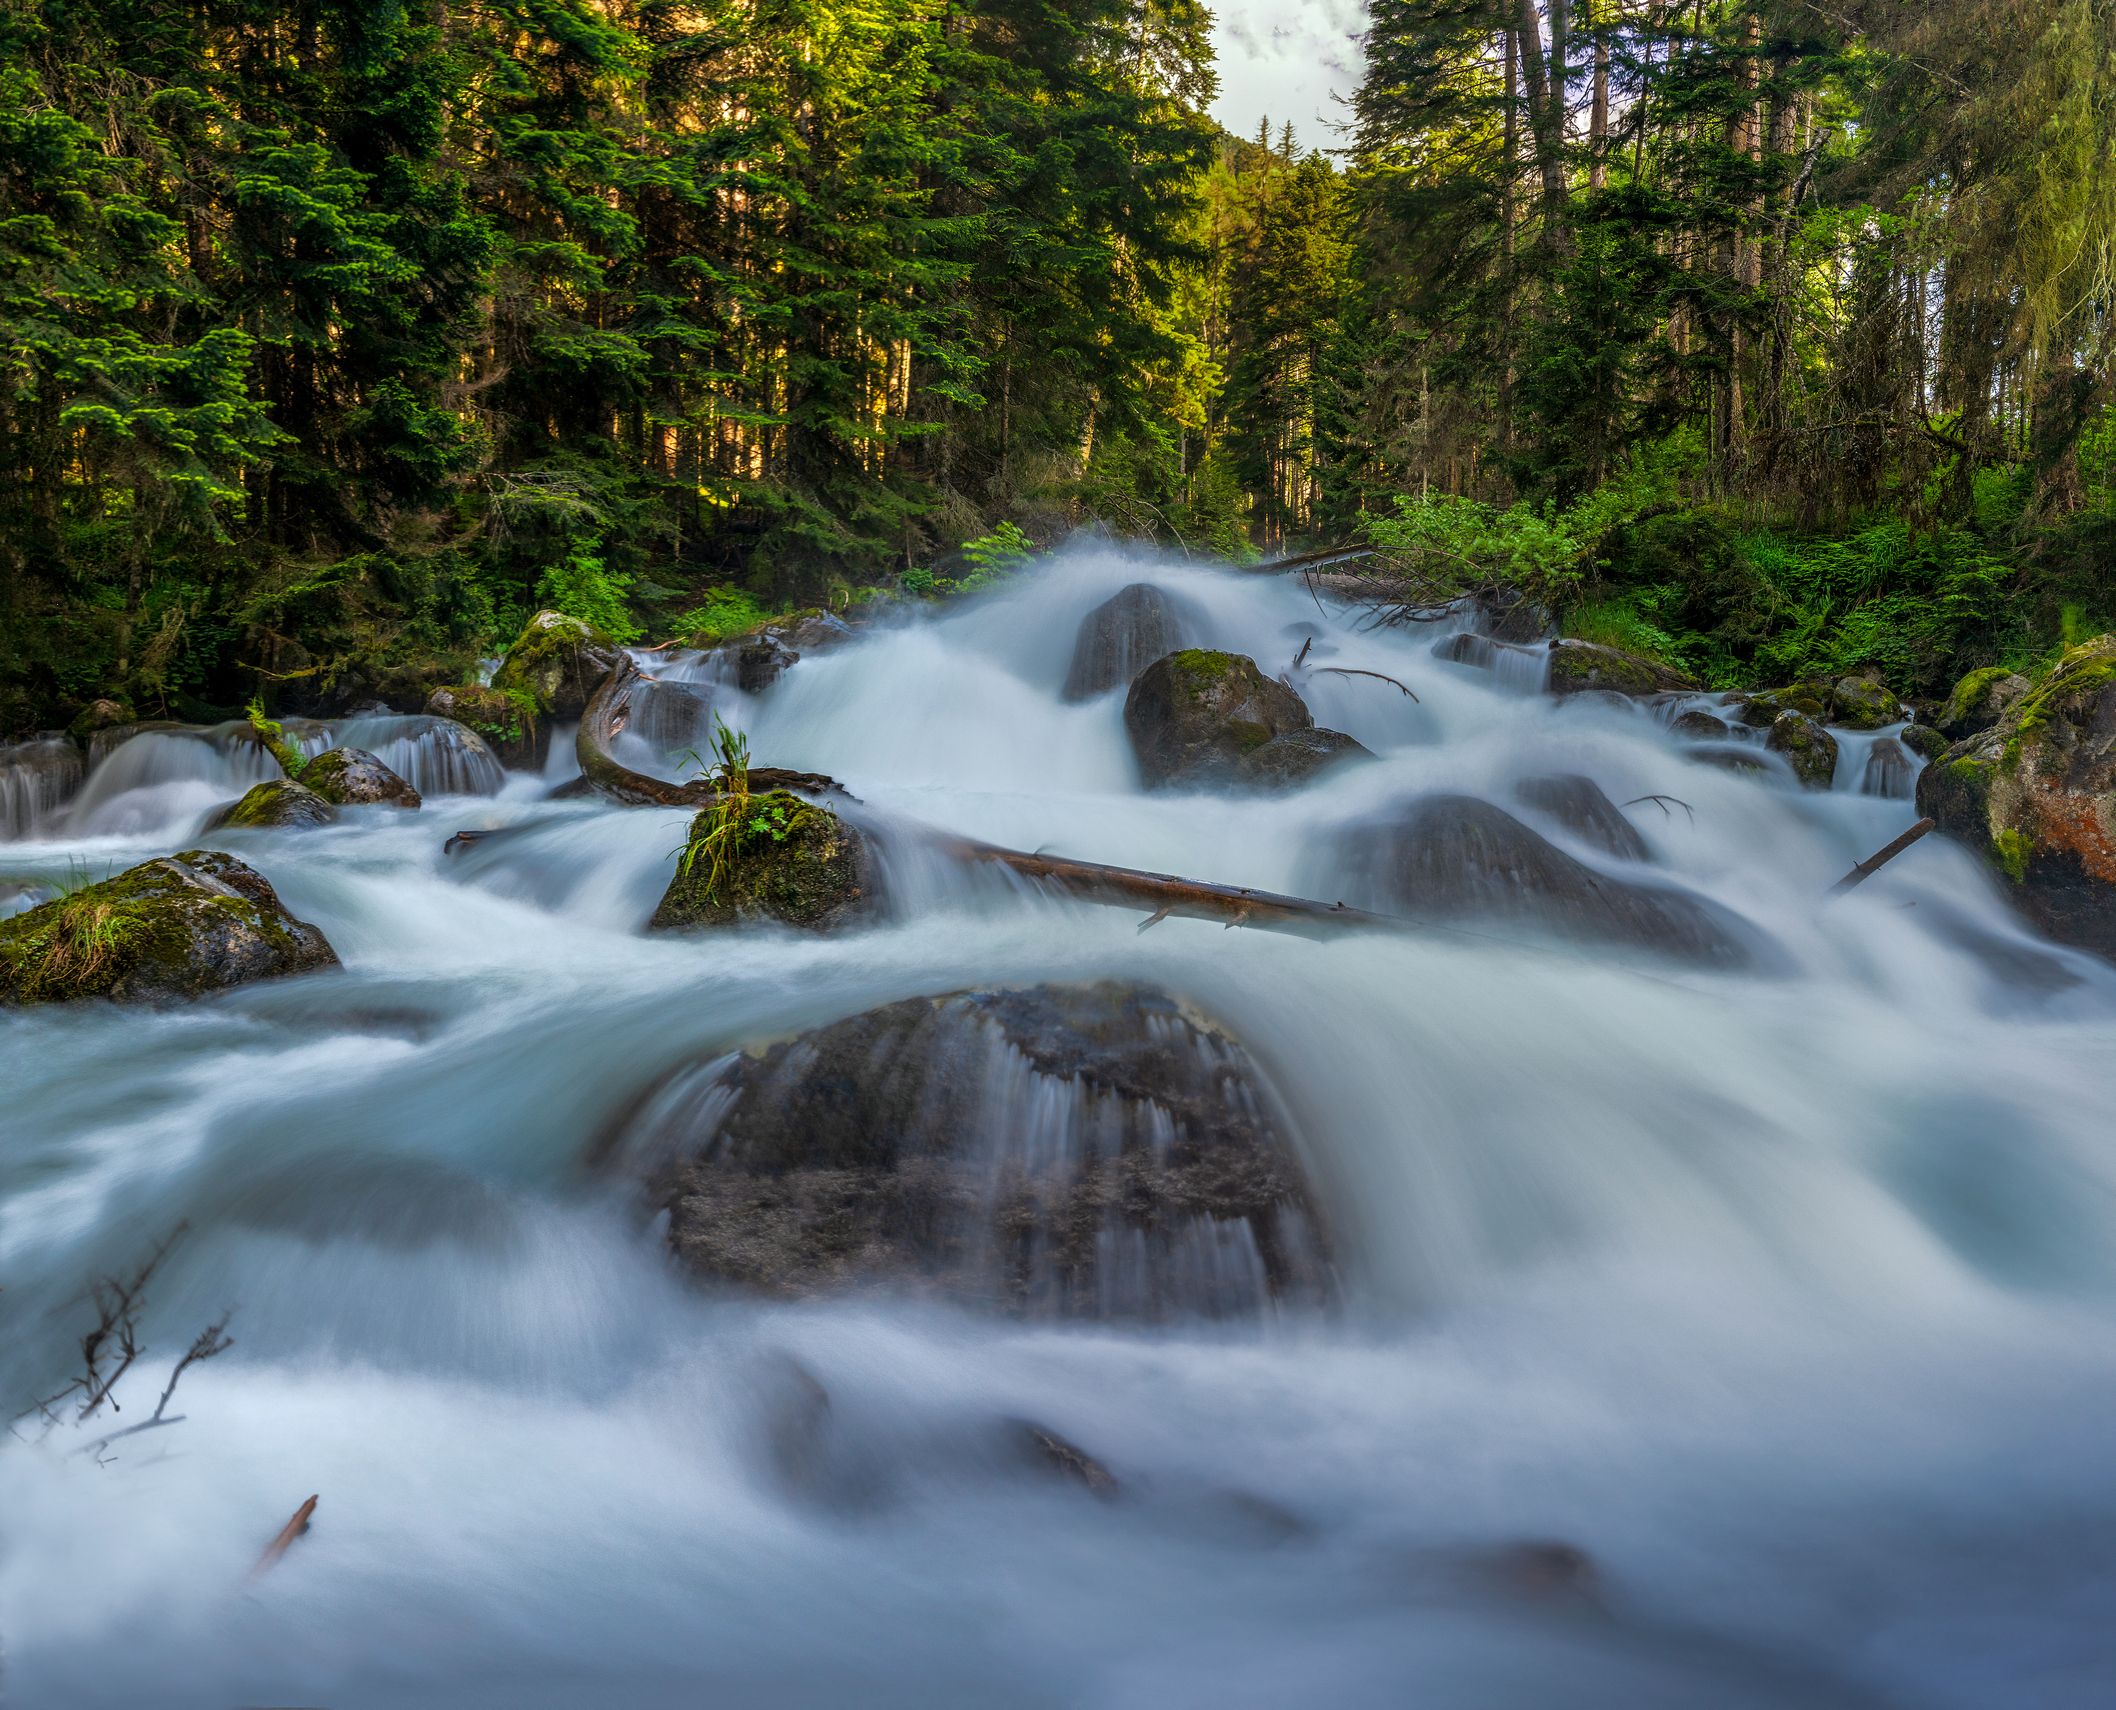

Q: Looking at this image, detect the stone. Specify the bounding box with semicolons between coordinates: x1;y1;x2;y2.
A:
0;849;337;1004
716;609;858;693
426;684;538;768
1234;727;1374;791
649;792;875;933
490;610;623;720
1325;793;1762;968
66;698;133;745
1828;671;1904;730
614;983;1332;1319
1063;584;1193;701
1764;710;1839;789
1545;640;1695;698
301;747;421;809
1898;723;1949;761
203;779;340;831
1940;666;2031;739
1476;587;1553;644
1858;735;1915;799
1670;707;1733;741
1729;681;1828;728
1123;650;1313;788
1917;636;2116;959
1514;774;1651;861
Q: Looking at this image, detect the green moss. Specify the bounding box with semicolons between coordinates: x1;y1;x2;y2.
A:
1993;827;2033;884
652;792;869;933
213;779;338;829
2012;637;2116;742
1942;665;2015;730
1165;648;1241;690
491;611;613;712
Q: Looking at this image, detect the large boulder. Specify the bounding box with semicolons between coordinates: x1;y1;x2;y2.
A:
1323;793;1762;968
1234;727;1373;792
203;779;340;831
1764;710;1839;789
0;849;337;1004
1546;640;1695;698
301;747;421;809
1514;774;1650;862
609;983;1332;1319
66;698;133;746
715;609;857;694
1062;584;1192;701
1124;650;1314;788
425;684;539;768
491;610;624;721
649;793;875;933
1917;636;2116;958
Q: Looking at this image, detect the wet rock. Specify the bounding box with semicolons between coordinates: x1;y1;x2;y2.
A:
1728;681;1827;728
1940;666;2031;739
1686;745;1774;778
301;747;421;809
1765;710;1839;789
0;849;338;1004
616;983;1332;1319
1670;708;1733;741
648;793;875;933
1828;670;1903;730
66;698;133;745
490;610;624;721
1858;735;1915;799
1433;631;1496;668
1733;673;1903;733
203;779;341;831
1235;727;1374;791
1898;723;1949;761
1546;640;1695;698
425;684;538;767
1327;794;1760;968
1474;1539;1604;1607
1063;583;1192;701
1477;587;1553;644
1124;650;1313;788
1515;774;1650;862
1006;1419;1120;1498
0;735;84;838
1918;636;2116;958
717;609;858;693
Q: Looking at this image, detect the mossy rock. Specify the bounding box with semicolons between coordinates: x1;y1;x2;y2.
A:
1764;710;1839;790
0;849;338;1005
650;792;875;933
1827;672;1904;731
1545;640;1695;699
1730;681;1829;728
1898;723;1949;761
302;747;421;809
1234;727;1373;792
491;610;623;720
1917;636;2116;958
1939;666;2029;738
66;698;133;745
1123;649;1313;787
427;684;538;766
203;779;340;831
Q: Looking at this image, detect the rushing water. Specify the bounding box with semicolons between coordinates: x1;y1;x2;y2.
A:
4;545;2116;1708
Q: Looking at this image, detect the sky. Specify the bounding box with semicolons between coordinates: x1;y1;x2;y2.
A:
1209;0;1367;151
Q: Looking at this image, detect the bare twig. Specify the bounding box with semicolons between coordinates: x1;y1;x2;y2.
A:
1623;794;1697;824
1828;818;1935;897
1311;666;1420;702
75;1310;238;1457
13;1223;190;1436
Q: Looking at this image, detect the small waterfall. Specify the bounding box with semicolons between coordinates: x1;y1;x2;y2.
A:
64;727;276;836
332;714;505;796
0;736;84;839
1854;727;1920;799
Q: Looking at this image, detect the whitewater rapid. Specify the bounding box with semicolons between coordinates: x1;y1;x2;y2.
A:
4;545;2115;1707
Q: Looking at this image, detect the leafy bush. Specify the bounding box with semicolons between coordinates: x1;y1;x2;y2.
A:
535;545;640;643
670;586;773;643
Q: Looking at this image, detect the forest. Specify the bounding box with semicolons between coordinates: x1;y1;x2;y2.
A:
1;0;2109;731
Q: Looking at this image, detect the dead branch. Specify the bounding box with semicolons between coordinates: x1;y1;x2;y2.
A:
1828;817;1934;897
254;1496;318;1577
13;1223;190;1437
1310;666;1419;702
1624;794;1696;824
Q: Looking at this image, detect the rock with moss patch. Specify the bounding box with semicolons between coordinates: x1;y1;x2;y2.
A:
426;684;539;767
1764;710;1839;789
1918;636;2116;958
1234;727;1373;791
0;849;338;1004
1124;650;1313;788
1670;707;1733;741
715;609;857;693
1898;723;1949;761
203;779;340;831
1827;671;1904;730
302;747;421;809
491;610;623;720
607;982;1331;1319
1939;666;2031;739
1063;583;1194;701
1729;681;1828;728
67;698;133;745
649;792;875;933
1546;640;1695;699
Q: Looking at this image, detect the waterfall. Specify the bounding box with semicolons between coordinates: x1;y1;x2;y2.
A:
0;736;84;839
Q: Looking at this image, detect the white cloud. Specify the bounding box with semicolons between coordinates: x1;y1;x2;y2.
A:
1210;0;1368;149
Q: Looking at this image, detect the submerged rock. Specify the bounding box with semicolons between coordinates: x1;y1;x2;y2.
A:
1669;707;1733;741
1063;583;1192;701
1514;774;1650;862
1765;710;1839;789
613;983;1332;1319
1326;793;1760;968
203;779;340;831
426;684;538;768
0;849;337;1004
1918;636;2116;958
1546;640;1694;699
1433;632;1543;676
649;793;875;933
1235;727;1374;791
491;610;623;720
1124;650;1313;788
1858;735;1915;799
302;747;421;809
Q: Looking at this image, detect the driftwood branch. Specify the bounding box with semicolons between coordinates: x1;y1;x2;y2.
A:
1310;666;1419;702
576;659;847;809
1828;817;1934;897
254;1496;318;1577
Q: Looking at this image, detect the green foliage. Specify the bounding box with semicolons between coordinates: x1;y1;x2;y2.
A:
244;699;308;781
958;522;1037;587
671;588;774;645
534;549;640;646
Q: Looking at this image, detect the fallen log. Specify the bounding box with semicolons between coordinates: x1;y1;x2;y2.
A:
1243;542;1380;576
1827;817;1934;897
576;658;845;808
927;833;1411;941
